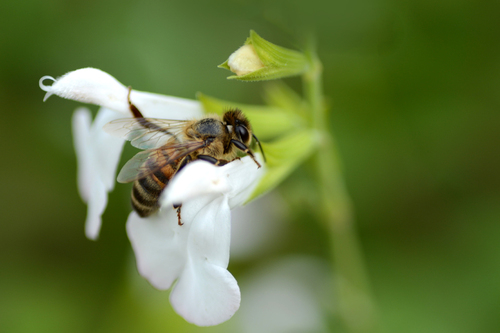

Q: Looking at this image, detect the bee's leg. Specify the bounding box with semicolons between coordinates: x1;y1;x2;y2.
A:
176;155;191;173
197;155;230;166
127;86;145;118
230;139;261;168
168;156;192;227
173;203;183;226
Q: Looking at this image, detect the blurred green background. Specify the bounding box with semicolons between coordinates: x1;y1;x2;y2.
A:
1;0;499;332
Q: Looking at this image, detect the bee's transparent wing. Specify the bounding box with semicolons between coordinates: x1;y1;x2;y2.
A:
103;118;190;149
117;140;208;183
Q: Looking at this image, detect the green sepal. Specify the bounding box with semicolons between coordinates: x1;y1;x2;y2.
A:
220;30;309;82
262;81;309;119
218;61;231;71
246;129;318;202
197;92;304;141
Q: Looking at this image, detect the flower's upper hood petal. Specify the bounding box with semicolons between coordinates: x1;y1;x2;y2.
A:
130;90;203;119
40;68;204;119
40;68;129;113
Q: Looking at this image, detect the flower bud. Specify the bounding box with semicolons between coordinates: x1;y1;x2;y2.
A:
219;30;308;81
226;44;265;76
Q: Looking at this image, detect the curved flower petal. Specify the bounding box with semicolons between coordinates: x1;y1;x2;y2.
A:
161;156;265;209
72;108;92;202
85;176;107;240
127;210;189;290
72;107;125;240
170;196;240;326
188;196;232;266
161;161;231;207
171;260;240;326
131;90;203;119
223;155;266;208
40;68;204;119
40;68;129;113
89;108;126;191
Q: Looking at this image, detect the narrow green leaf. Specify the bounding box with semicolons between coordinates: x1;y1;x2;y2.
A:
246;129;318;202
262;81;309;119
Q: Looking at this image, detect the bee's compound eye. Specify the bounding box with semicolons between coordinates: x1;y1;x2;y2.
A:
236;125;250;143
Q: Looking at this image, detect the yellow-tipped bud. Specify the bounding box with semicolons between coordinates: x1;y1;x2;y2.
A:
219;30;308;82
227;44;265;76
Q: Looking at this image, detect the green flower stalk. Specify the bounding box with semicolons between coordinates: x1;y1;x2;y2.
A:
219;31;379;332
219;30;309;81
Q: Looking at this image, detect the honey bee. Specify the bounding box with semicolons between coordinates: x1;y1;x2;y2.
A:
104;89;264;224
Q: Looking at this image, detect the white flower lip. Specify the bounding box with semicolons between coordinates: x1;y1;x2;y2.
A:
161;161;231;206
160;156;265;209
128;156;265;326
227;44;265;76
127;197;241;326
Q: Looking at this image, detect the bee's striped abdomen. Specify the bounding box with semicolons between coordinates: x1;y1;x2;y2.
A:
131;167;172;217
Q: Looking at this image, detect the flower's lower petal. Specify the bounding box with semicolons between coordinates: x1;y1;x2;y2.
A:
85;176;107;240
72;108;92;202
222;155;266;208
188;196;231;266
90;108;126;191
170;196;239;326
161;155;265;210
170;258;240;327
173;194;220;224
130;90;204;119
127;210;189;290
161;161;230;207
72;108;106;240
72;107;126;240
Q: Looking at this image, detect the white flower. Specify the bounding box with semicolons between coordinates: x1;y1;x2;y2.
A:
40;68;203;239
127;157;265;326
40;68;267;326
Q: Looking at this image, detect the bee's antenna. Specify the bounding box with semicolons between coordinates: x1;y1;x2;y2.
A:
252;133;266;163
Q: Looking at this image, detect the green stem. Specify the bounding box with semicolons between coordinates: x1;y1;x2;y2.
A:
303;44;379;333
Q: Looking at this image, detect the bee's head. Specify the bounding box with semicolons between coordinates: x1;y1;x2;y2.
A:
223;109;252;145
